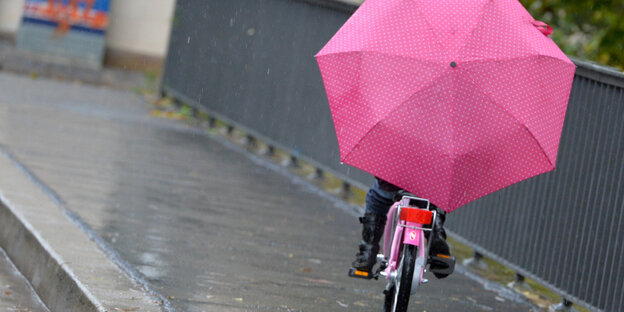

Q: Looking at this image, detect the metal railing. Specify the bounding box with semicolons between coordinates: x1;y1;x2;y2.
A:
161;1;624;311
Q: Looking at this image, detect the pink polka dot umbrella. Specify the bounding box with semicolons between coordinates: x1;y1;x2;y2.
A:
315;0;576;212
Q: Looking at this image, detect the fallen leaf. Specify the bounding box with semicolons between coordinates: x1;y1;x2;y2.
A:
300;267;312;273
234;297;243;302
354;301;368;307
5;291;11;296
315;297;327;303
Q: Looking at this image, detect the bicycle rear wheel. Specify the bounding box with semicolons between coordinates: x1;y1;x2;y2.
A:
384;244;417;312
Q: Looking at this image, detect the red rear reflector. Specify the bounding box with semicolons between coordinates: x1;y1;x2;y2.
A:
400;208;433;225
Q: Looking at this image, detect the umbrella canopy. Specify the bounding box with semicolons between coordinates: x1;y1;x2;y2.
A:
315;0;576;212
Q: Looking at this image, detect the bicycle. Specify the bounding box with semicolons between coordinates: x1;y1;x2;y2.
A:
349;195;455;312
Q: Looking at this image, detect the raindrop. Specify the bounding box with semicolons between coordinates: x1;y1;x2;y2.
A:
187;36;191;44
230;18;235;27
246;28;256;36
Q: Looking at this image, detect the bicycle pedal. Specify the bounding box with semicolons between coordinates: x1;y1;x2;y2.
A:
348;268;376;280
429;254;456;275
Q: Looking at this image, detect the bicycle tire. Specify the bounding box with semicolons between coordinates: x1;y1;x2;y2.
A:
384;244;417;312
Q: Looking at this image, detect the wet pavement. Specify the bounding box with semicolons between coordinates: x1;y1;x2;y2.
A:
0;72;537;311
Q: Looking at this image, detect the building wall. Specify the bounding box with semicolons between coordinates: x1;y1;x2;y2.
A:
0;0;175;59
107;0;176;58
0;0;25;36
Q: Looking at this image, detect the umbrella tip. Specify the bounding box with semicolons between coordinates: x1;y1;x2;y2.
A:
450;61;457;68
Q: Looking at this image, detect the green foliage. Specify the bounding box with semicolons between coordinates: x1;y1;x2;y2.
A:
520;0;624;70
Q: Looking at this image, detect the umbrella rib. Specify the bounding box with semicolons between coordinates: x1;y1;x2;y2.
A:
410;0;447;54
343;68;449;163
457;0;502;59
460;73;556;168
460;54;574;67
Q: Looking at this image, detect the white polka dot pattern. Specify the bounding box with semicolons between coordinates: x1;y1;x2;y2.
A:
315;0;576;212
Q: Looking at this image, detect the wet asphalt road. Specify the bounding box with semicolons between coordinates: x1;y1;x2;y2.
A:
0;72;537;311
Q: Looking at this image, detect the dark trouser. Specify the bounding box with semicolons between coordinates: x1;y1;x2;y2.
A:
365;178;400;215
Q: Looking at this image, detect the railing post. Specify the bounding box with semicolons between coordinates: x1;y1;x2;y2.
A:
207;116;216;128
281;155;299;168
549;298;577;312
462;251;488;270
307;168;325;181
257;143;275;157
507;272;532;291
334;181;351;198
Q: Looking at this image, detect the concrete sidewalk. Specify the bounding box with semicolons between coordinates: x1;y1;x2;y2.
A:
0;246;49;312
0;71;537;312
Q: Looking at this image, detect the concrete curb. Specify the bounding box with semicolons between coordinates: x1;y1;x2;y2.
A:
0;147;161;312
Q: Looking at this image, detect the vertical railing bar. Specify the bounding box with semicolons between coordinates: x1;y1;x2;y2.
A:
607;125;624;311
519;171;542;269
500;186;515;260
458;198;479;248
544;78;577;282
537;76;576;284
570;78;607;298
565;78;597;297
539;164;559;283
495;190;512;259
487;190;508;263
578;82;611;300
608;142;624;312
585;85;617;301
523;157;544;274
555;77;594;289
525;163;552;274
613;186;624;312
505;180;527;261
586;84;613;307
599;88;624;310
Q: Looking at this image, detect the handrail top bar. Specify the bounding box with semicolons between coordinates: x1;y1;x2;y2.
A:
572;57;624;88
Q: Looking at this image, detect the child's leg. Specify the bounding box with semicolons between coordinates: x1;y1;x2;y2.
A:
352;179;396;271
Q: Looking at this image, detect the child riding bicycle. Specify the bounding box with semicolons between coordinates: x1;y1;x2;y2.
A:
352;177;453;279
